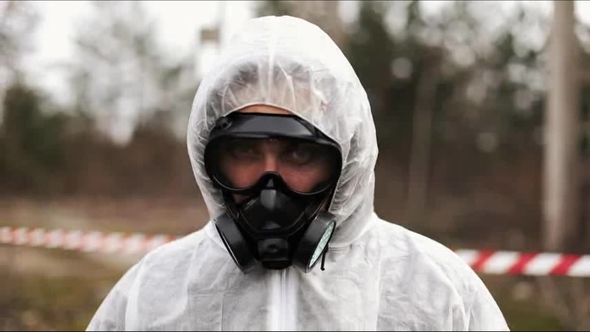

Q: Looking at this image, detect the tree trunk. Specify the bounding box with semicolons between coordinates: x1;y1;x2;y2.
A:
407;60;440;227
537;4;590;330
543;0;580;253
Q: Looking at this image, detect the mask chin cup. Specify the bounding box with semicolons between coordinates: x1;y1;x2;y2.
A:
214;213;257;273
258;238;291;270
292;212;336;273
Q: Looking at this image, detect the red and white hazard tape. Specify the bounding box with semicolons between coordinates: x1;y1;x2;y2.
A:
0;226;181;255
2;227;590;277
455;249;590;277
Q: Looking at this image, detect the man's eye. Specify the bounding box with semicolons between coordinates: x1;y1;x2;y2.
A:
292;148;312;161
229;142;257;159
284;144;317;164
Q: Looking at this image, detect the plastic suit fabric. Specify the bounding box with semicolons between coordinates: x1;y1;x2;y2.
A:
87;16;509;331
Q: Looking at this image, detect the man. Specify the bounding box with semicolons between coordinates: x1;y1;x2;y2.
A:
87;16;509;331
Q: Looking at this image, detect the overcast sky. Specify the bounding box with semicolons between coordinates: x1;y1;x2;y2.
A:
9;0;589;143
21;1;590;96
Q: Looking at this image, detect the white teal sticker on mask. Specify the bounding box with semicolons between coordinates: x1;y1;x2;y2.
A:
309;223;335;268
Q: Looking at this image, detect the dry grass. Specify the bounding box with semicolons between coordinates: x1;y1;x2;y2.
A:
0;197;208;331
0;245;130;331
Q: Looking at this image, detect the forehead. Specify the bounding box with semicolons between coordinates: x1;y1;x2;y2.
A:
236;104;293;115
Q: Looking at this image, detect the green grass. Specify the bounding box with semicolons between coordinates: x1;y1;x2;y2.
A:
498;296;564;331
482;276;564;331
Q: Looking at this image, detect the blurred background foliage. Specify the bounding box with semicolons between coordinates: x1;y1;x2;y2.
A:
1;0;590;330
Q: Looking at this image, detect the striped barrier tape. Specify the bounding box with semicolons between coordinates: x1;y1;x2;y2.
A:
2;226;590;277
0;226;180;255
455;249;590;277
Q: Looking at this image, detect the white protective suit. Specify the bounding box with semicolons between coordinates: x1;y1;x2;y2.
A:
87;16;509;331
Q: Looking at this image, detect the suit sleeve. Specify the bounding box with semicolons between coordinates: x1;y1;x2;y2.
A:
467;282;510;331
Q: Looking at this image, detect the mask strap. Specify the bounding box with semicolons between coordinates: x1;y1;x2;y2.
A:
320;245;329;271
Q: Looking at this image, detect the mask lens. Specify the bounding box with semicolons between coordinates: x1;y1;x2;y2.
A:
208;136;340;194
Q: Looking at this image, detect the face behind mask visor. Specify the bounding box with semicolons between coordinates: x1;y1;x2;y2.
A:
204;112;342;273
207;136;339;194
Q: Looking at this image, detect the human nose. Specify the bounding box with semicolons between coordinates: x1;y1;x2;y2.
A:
261;142;280;173
262;151;279;173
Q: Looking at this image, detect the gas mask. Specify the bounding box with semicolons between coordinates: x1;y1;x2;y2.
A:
204;112;342;273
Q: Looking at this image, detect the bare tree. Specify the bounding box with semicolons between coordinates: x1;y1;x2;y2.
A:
538;2;590;331
65;1;197;144
543;0;581;253
406;52;441;227
0;1;39;126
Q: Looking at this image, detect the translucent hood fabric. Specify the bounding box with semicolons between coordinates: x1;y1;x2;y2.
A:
187;15;378;248
87;16;509;331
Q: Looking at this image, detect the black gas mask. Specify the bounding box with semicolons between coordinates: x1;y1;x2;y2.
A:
204;112;342;273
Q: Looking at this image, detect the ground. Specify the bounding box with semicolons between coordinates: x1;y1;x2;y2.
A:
0;197;565;331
